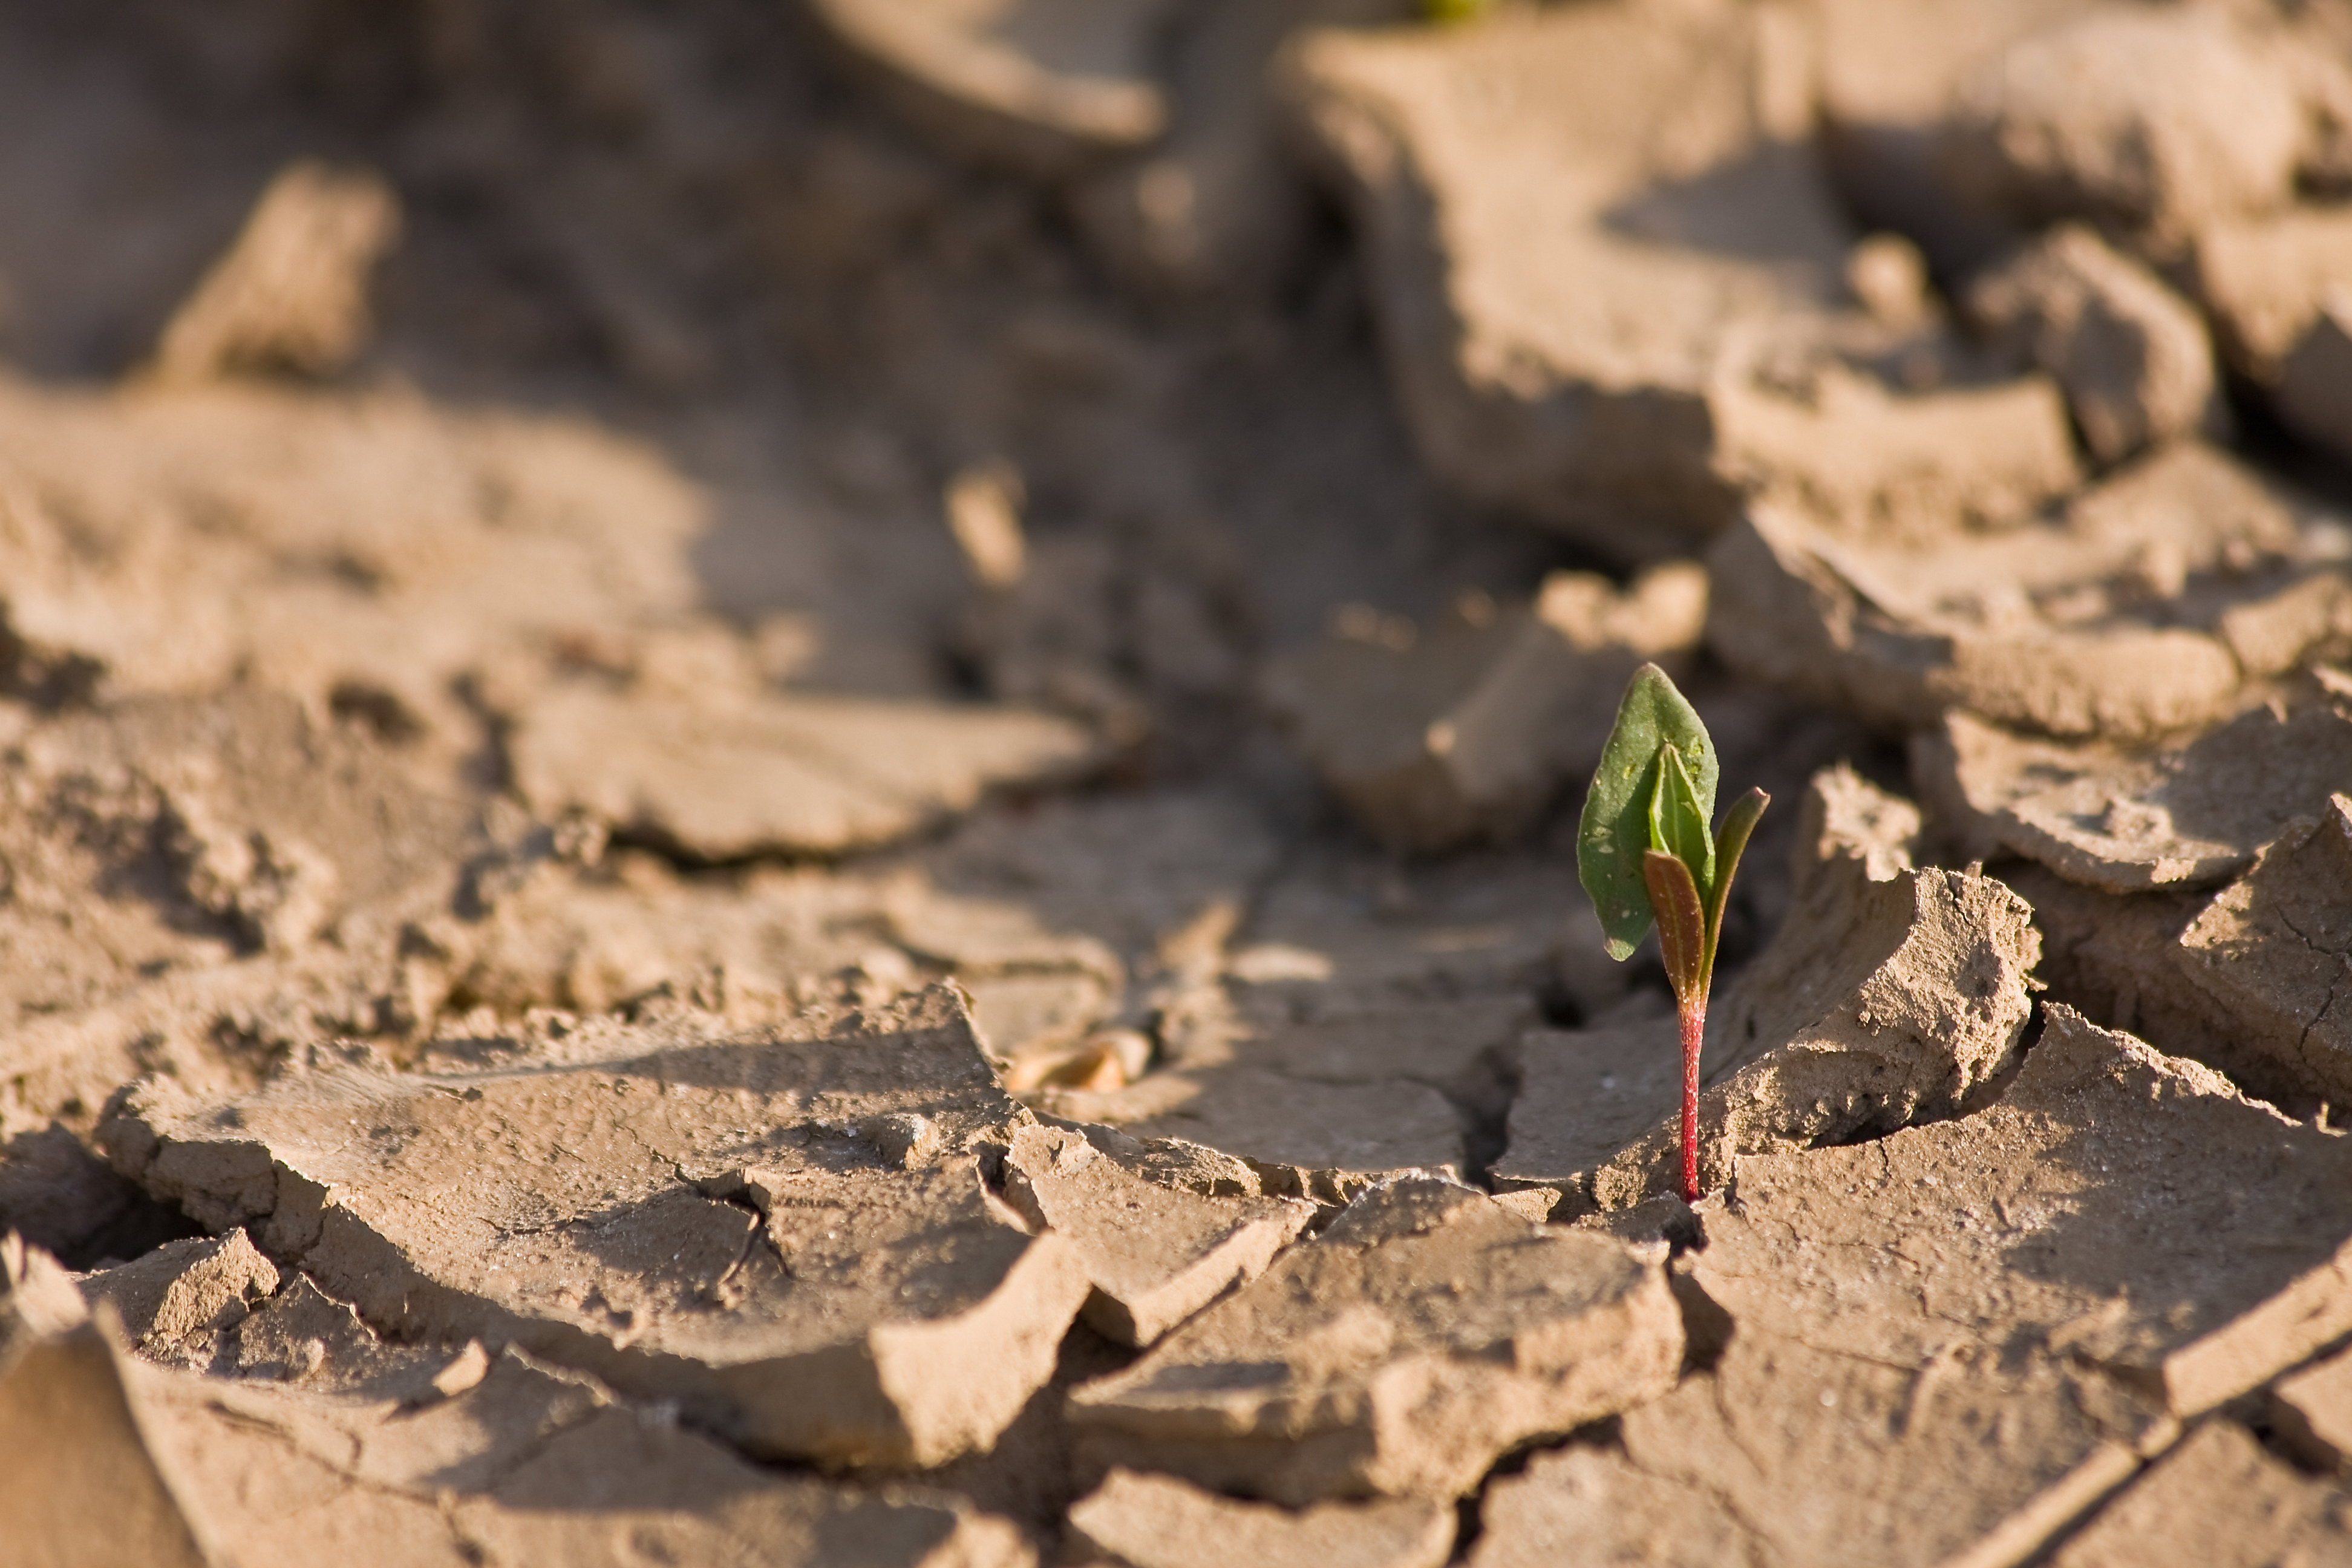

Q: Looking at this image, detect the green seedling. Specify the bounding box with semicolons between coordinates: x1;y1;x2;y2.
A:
1576;664;1768;1204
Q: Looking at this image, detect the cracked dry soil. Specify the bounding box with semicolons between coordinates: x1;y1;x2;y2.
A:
5;2;2352;1565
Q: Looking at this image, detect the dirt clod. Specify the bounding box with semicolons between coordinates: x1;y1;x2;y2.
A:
1002;1121;1312;1347
1068;1466;1453;1568
807;0;1177;178
149;162;399;384
1263;564;1708;852
1710;442;2346;740
2272;1343;2352;1475
510;681;1098;860
1068;1175;1682;1503
1919;703;2352;892
105;986;1096;1468
1501;1006;2352;1566
2045;1420;2352;1568
1967;223;2220;463
78;1228;278;1363
2173;792;2352;1108
1282;0;2077;557
1696;1007;2352;1423
0;1320;212;1568
1944;7;2337;244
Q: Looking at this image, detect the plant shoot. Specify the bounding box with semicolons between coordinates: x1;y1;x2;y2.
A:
1576;663;1767;1203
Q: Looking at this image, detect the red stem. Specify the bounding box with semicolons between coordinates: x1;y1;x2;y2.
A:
1679;998;1705;1203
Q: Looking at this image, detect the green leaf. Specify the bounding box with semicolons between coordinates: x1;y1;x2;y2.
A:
1647;743;1716;895
1578;664;1720;960
1700;787;1768;982
1642;850;1708;1005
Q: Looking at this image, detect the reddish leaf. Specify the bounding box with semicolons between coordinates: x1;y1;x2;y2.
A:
1643;849;1708;1007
